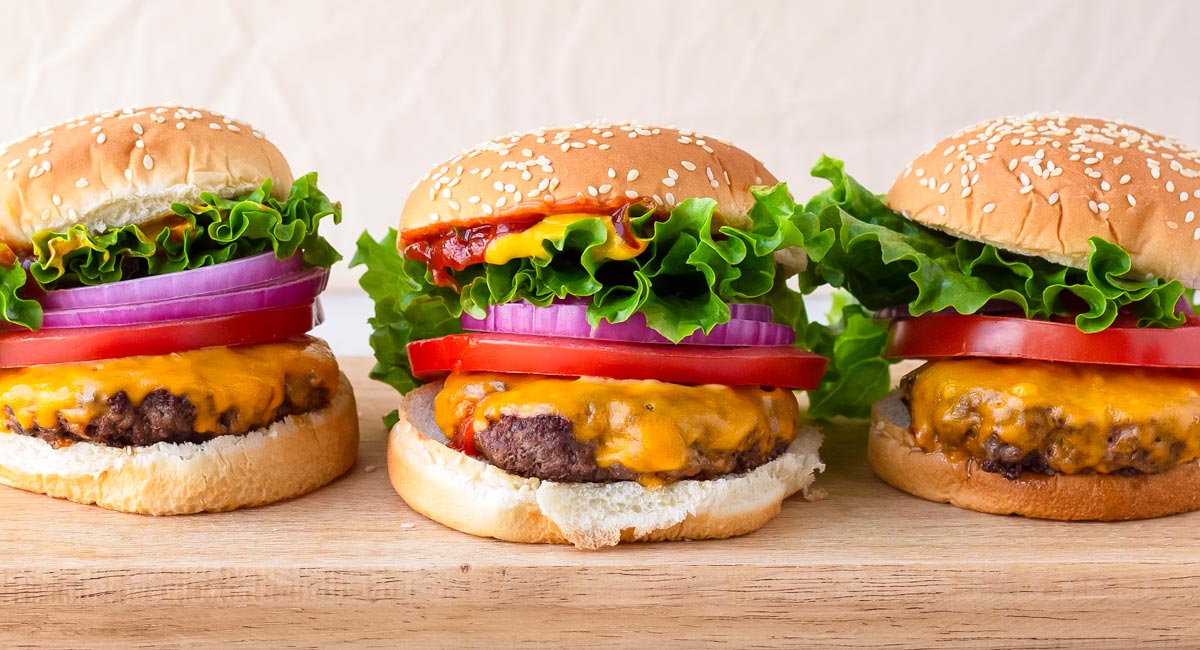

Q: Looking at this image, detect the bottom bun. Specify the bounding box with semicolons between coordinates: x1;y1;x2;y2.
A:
869;391;1200;521
0;373;359;515
388;382;824;549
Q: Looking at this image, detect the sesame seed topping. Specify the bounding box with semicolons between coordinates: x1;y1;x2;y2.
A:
143;154;154;170
681;160;696;171
1088;200;1099;214
1100;181;1111;191
961;187;972;198
209;123;222;130
1119;174;1131;184
1127;194;1137;207
937;205;946;216
983;203;996;213
1019;185;1034;195
124;168;133;181
1048;192;1060;205
132;123;143;135
625;190;638;199
51;194;61;205
598;184;612;194
1187;211;1196;223
96;134;106;144
627;169;639;182
607;168;616;179
662;177;677;187
75;177;88;188
938;182;950;193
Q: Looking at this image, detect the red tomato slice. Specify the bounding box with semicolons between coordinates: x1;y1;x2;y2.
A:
886;313;1200;367
0;301;323;368
408;333;827;389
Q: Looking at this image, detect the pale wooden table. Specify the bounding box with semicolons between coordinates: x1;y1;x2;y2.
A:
2;358;1197;648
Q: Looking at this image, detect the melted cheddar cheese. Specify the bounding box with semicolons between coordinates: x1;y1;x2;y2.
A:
436;372;799;485
484;213;645;265
0;336;338;438
906;359;1200;474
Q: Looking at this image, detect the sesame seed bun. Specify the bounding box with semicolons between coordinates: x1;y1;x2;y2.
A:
868;392;1200;521
388;382;824;549
399;121;778;240
0;105;293;251
888;114;1200;288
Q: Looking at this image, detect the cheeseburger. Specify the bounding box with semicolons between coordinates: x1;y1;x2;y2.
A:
799;114;1200;520
355;122;827;548
0;106;358;514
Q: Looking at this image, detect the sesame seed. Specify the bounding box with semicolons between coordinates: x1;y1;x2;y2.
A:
1019;185;1034;195
135;140;144;149
124;168;133;181
132;123;143;135
1119;174;1131;184
938;182;949;193
983;203;996;213
1019;173;1030;186
1008;159;1019;171
627;169;639;182
496;196;507;207
143;154;154;170
209;123;222;130
662;177;676;187
681;160;696;171
447;200;460;211
1100;181;1111;191
51;194;61;206
961;187;972;198
598;144;611;150
667;168;678;180
1167;181;1176;192
587;186;598;197
625;190;638;199
1194;227;1200;241
96;134;106;144
468;196;480;204
937;205;946;216
75;177;88;188
1088;200;1099;214
607;168;616;179
1048;192;1060;205
482;204;494;215
176;122;185;130
492;181;504;191
1187;211;1196;223
665;192;675;205
1184;192;1192;202
1098;202;1110;212
598;184;612;194
1127;194;1137;207
504;183;516;193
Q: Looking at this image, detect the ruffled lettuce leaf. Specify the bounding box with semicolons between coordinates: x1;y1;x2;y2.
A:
801;155;1188;330
352;183;832;396
789;155;1192;418
0;243;42;330
30;172;342;289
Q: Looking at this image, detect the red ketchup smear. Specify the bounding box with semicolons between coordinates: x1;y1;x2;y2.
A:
449;416;477;457
402;203;650;288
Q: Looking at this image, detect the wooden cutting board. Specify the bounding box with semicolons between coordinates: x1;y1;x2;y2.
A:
1;357;1197;649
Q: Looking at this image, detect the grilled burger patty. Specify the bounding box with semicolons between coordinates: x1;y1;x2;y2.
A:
436;372;801;485
474;413;793;483
902;359;1200;478
0;336;339;448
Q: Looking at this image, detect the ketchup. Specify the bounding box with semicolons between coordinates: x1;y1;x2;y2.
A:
449;415;478;457
403;202;652;288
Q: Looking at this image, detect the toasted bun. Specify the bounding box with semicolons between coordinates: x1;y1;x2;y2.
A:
400;121;779;239
888;114;1200;288
388;383;823;549
0;105;293;249
869;391;1200;521
0;373;359;515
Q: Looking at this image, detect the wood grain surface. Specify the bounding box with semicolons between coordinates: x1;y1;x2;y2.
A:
1;358;1196;649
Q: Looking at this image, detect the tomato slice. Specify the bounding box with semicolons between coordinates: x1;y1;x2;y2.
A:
408;333;827;389
0;301;323;368
887;313;1200;367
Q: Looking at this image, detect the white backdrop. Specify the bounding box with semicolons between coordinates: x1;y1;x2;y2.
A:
2;0;1198;295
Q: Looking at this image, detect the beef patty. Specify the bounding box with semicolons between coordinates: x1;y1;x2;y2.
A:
473;413;793;484
902;359;1200;479
6;383;330;449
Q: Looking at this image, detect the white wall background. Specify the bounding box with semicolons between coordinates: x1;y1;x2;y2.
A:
1;0;1198;350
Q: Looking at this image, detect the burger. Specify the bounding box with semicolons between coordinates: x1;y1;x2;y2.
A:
0;105;358;514
354;122;829;548
798;114;1200;520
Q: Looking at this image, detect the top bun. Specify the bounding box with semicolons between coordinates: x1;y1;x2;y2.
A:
888;114;1200;288
0;105;293;250
400;121;778;239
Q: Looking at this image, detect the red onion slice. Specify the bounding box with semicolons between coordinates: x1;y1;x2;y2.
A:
37;252;305;310
37;268;329;329
462;301;794;347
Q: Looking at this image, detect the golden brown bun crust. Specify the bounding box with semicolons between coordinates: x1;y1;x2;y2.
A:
0;105;293;250
869;392;1200;521
888;114;1200;288
0;373;359;515
387;383;823;548
400;121;778;240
